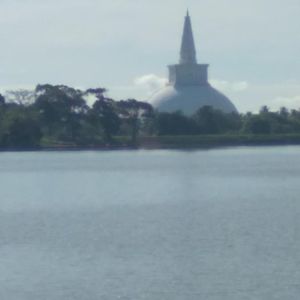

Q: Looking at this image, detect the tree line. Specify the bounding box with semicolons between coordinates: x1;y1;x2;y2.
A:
0;84;300;148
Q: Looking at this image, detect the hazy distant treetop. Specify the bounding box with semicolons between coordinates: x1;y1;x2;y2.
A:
0;94;5;106
5;89;35;106
85;88;107;100
260;105;270;114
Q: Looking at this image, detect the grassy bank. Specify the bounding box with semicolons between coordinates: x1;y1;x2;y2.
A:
137;134;300;149
2;134;300;151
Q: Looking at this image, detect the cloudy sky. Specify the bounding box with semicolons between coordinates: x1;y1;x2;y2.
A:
0;0;299;112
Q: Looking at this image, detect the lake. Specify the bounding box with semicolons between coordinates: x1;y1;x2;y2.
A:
0;147;300;300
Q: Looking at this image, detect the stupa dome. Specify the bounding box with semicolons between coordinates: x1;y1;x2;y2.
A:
149;11;238;115
151;85;237;115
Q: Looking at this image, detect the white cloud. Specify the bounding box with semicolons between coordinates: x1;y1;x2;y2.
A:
108;75;250;104
271;95;300;111
106;74;167;101
210;79;249;92
232;81;249;92
134;74;167;94
133;75;250;97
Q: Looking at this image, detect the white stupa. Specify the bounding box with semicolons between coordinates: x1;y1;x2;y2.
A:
149;11;238;115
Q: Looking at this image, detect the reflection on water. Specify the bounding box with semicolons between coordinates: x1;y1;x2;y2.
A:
0;147;300;300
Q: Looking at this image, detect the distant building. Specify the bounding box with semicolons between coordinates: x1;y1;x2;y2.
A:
149;11;238;115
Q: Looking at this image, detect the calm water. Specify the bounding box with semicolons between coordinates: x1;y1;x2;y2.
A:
0;147;300;300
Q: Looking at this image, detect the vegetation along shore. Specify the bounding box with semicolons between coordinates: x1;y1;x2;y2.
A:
1;84;300;150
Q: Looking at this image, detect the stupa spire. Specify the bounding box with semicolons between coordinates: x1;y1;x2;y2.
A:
180;11;197;64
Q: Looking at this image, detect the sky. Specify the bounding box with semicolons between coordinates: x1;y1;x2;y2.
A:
0;0;299;112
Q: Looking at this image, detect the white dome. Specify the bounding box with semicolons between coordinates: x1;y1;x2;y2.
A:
150;84;238;115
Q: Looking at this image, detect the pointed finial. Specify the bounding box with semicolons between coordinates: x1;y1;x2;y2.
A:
180;10;197;64
186;9;189;17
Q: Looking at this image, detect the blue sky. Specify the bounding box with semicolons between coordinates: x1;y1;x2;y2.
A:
0;0;299;112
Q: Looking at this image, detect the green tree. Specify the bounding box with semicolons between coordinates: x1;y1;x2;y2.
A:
260;105;270;114
243;115;271;134
35;84;87;141
193;106;241;134
0;108;42;147
118;99;153;143
155;111;197;135
87;88;121;142
0;94;5;106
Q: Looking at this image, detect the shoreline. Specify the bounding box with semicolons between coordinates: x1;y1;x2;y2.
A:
1;134;300;152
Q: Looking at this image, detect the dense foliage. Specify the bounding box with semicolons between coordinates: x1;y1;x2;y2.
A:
1;84;300;148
